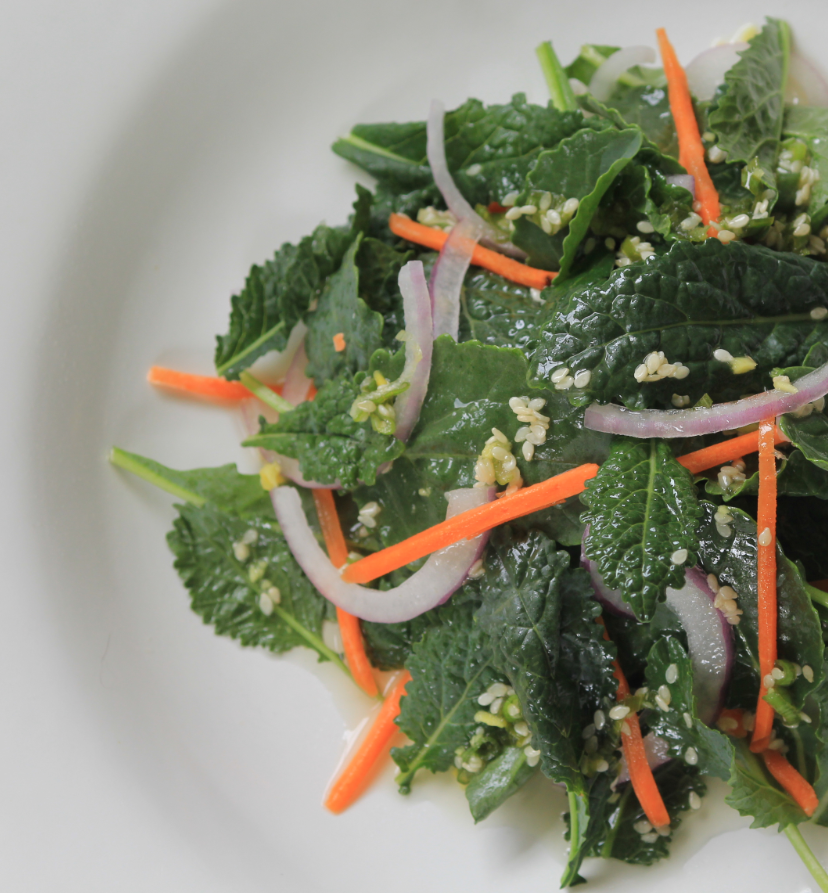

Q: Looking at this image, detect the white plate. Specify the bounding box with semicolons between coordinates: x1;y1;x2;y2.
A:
4;1;828;889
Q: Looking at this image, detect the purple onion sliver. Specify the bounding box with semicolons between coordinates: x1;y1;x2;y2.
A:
666;174;696;199
616;732;671;784
282;339;313;407
430;219;479;340
584;359;828;438
684;42;747;101
271;485;494;623
394;261;433;442
590;45;656;102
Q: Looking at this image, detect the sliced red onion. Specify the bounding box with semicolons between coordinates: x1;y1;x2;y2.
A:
616;733;672;785
271;485;493;622
787;51;828;107
429;218;478;340
590;46;656;102
666;174;695;199
394;261;433;441
282;338;312;407
426;100;525;259
584;362;828;438
583;557;733;725
685;42;748;101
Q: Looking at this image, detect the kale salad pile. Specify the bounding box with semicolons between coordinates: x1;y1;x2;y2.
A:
112;17;828;888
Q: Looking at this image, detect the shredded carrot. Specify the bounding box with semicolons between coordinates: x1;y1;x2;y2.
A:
388;213;556;291
762;750;819;817
598;618;670;828
751;417;779;753
312;490;378;698
656;28;721;230
716;707;748;739
148;366;284;401
341;463;599;585
325;671;411;813
676;425;788;475
333;333;346;352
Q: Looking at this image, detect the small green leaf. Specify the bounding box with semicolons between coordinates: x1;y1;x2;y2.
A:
465;746;536;822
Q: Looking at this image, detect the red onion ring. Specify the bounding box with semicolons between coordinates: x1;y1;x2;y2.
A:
271;485;493;622
616;733;672;785
590;46;656;102
787;51;828;107
429;218;478;340
282;338;313;407
685;42;748;101
666;174;696;199
584;362;828;438
394;261;433;441
426;100;525;259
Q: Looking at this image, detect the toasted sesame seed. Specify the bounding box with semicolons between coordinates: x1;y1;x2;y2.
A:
684;746;698;765
670;548;688;565
803;665;815;683
718;585;738;601
637;220;655;234
609;705;630;721
683;712;693;729
665;664;679;684
689;791;702;810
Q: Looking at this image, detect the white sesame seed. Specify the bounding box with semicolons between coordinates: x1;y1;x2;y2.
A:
258;592;274;615
581;724;597;740
713;348;734;362
594;709;606;731
689;791;702;810
490;697;504;715
718;585;738;601
646;352;664;374
768;737;785;751
539;192;552;212
708;145;728;163
671;548;688;565
655;696;670;712
502;191;520;207
546;209;561;225
666;664;679;684
683;712;693;729
554;376;574;391
633;820;653;834
505;206;523;220
594;759;610;773
521;441;535;462
812;307;828;320
509;396;527;411
621;721;632;737
718;716;738;732
656;825;671;837
605;237;616;250
716;523;732;538
563;197;580;215
491;427;509;444
758;527;772;547
477;691;495;706
585;736;599;754
641;832;660;844
466;164;482;177
707;574;720;593
636;220;655;234
773;375;798;394
729;214;751;229
684;746;698;765
551;366;570;384
674;365;690;380
468;558;485;580
680;212;703;231
540;216;552;234
803;665;815;683
265;585;281;605
241;528;259;545
521;205;537;215
514;721;530;737
794;222;812;238
634;364;648;382
232;542;251;562
771;667;785;680
609;705;631;721
801;712;813;724
489;682;508;698
717;229;737;244
763;674;776;690
573;370;592;389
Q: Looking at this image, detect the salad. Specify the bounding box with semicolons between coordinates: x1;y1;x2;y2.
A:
111;18;828;888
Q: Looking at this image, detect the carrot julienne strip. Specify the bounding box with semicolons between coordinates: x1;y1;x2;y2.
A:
324;670;411;813
656;28;721;229
388;213;556;291
762;750;819;817
312;490;378;698
751;417;779;753
341;464;599;585
148;366;283;401
676;425;788;475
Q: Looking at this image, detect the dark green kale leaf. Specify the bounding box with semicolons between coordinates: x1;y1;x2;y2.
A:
581;438;701;620
529;239;828;409
513;127;643;276
214;223;353;379
573;762;706;866
784;106;828;229
392;600;504;793
168;502;340;665
464;746;537;823
110;448;272;518
332;94;595;205
304;236;385;384
606;84;678;158
806;660;828;825
243;373;404;489
708;18;791;198
351;338;611;551
643;637;734;780
696;502;824;712
777;497;828;581
704;447;828;503
780;412;828;472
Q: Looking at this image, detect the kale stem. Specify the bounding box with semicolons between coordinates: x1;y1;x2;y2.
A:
805;582;828;611
109;447;205;506
273;605;353;679
536;41;578;112
601;786;631;858
785;824;828;892
239;370;295;414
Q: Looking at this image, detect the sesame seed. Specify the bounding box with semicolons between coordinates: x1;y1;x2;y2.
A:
680;213;702;231
502;191;519;207
505;206;523;220
621;721;632;737
794;222;812;238
509;396;527;411
563;197;580;215
489;682;508;698
514;721;530;737
492;427;509;443
718;716;738;732
526;752;540;768
674;365;690;380
530;287;544;302
594;759;610;773
634;364;648;382
671;548;688;565
684;746;698;765
656;825;671;837
763;674;776;689
771;666;785;680
641;832;659;844
729;214;750;229
658;685;672;706
758;527;772;547
716;523;732;538
707;574;720;593
594;709;606;730
609;705;630;721
605;237;616;250
801;712;813;724
718;585;738;601
803;665;815;683
713;348;734;362
708;145;728;163
477;691;495;706
689;791;702;810
646;351;664;374
466;164;482;177
258;592;274;615
773;375;798;394
683;712;693;729
551;366;570;384
633;820;653;835
717;229;737;244
522;441;535;462
468;559;485;580
232;542;251;562
585;735;599;754
573;370;592;389
241;528;259;545
546;209;561;225
554;376;574;391
812;307;828;320
768;738;785;751
490;697;504;715
581;724;597;740
636;220;655;234
521;205;537;215
539;192;552;212
655;696;670;712
666;664;679;684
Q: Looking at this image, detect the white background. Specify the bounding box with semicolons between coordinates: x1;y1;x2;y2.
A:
3;1;828;889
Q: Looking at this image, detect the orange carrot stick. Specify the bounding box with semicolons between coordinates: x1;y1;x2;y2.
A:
312;490;378;698
325;670;411;813
716;707;749;739
656;28;721;229
341;463;599;585
598;618;670;828
676;425;788;475
389;213;556;291
148;366;283;401
751;417;779;753
762;750;819;817
333;333;346;352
